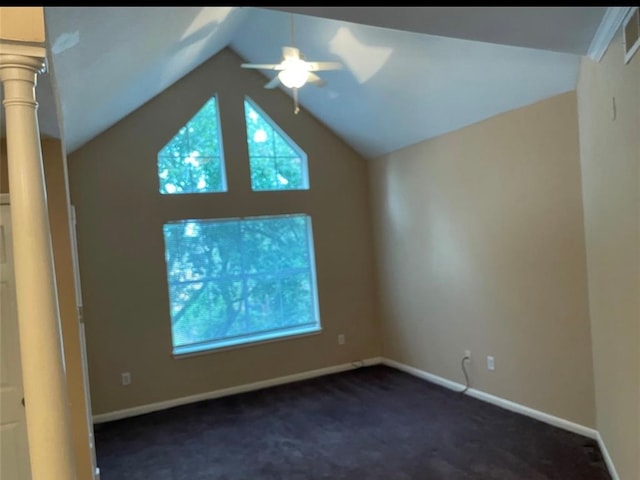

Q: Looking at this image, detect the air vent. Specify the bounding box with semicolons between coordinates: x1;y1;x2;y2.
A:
623;7;640;64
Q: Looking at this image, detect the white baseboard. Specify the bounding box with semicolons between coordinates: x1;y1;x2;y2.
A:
383;358;625;478
93;357;383;423
381;358;598;440
597;433;620;480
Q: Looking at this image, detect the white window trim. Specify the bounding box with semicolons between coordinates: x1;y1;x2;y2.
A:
172;327;322;359
244;96;310;191
164;213;322;357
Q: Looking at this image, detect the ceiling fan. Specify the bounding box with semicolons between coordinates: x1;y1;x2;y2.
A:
241;13;343;114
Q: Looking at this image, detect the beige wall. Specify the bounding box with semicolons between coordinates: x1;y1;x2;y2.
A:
369;91;597;427
1;138;94;479
577;32;640;480
0;141;7;192
67;47;382;415
0;7;45;43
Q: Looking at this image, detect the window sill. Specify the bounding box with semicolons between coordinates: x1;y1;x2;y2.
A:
172;326;322;360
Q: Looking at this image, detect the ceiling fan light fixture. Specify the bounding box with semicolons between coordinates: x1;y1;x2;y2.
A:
277;58;310;88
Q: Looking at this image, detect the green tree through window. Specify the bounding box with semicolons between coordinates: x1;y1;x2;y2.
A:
157;96;226;194
244;97;309;191
163;214;321;355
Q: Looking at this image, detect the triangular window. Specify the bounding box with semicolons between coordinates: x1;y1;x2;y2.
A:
157;96;226;194
244;97;309;191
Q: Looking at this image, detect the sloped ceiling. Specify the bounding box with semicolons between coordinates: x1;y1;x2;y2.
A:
32;6;607;159
265;7;606;55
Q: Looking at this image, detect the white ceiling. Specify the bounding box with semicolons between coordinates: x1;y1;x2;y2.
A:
1;7;608;159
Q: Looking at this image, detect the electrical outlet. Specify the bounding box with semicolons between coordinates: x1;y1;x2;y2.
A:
487;356;495;371
464;350;471;360
121;372;131;386
338;334;346;345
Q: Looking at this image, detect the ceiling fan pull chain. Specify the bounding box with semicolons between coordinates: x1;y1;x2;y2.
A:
294;87;300;115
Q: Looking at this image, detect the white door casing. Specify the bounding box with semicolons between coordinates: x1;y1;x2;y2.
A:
0;199;32;480
70;205;99;479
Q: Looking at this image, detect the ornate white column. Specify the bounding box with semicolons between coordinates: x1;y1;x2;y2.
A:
0;44;77;479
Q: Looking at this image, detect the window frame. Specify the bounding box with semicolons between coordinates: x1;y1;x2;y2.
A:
162;213;322;358
157;94;228;195
244;96;310;192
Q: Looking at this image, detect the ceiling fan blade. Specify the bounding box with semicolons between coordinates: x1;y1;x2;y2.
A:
241;63;284;70
307;61;343;71
264;76;281;89
307;72;326;87
282;46;301;60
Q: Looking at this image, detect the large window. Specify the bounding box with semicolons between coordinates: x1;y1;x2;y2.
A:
157;96;226;194
162;214;321;356
244;97;309;191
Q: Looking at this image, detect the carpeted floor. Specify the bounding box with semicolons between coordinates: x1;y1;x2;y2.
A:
94;365;611;480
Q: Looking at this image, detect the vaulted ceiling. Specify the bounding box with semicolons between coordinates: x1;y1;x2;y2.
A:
6;7;610;159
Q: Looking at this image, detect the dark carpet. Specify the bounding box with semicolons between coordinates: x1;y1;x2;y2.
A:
94;365;611;480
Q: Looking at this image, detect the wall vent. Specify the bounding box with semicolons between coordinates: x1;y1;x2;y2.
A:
623;7;640;64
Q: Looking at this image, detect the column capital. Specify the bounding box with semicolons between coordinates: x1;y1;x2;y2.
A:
0;40;46;74
0;41;47;109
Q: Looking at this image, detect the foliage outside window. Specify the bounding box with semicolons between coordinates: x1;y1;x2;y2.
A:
244;97;309;191
157;96;226;194
163;214;321;355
